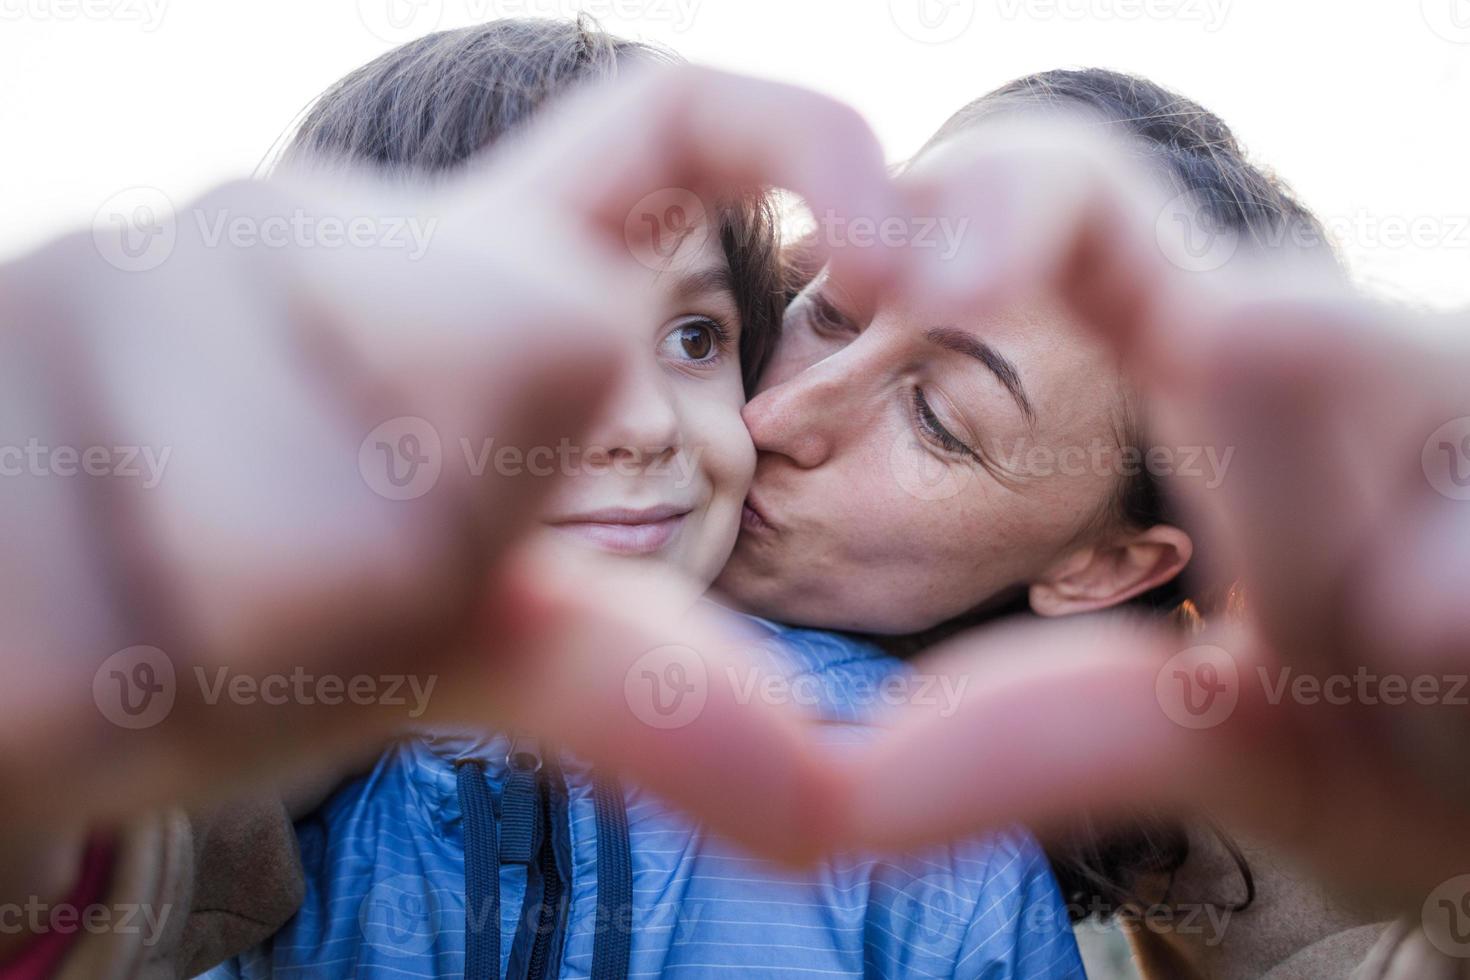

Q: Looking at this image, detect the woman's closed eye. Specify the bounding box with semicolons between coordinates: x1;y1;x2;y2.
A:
660;315;731;366
910;387;980;461
803;291;859;340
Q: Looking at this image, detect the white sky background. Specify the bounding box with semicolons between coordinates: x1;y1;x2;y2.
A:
2;0;1468;310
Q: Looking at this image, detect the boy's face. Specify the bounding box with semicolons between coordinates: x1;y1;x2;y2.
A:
541;224;754;587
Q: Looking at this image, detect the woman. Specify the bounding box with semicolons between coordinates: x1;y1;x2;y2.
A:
714;68;1393;978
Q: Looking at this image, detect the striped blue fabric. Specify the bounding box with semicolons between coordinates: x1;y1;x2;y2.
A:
203;621;1086;979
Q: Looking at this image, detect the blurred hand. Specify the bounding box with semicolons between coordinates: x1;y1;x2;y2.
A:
0;64;900;835
801;121;1470;907
538;118;1470;915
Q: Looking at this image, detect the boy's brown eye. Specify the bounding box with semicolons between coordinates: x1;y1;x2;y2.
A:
660;315;729;365
679;324;714;360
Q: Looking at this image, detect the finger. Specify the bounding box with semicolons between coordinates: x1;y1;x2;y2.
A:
477;64;905;307
468;541;847;864
886;116;1184;346
832;616;1290;852
99;180;627;678
0;181;629;828
1142;289;1433;674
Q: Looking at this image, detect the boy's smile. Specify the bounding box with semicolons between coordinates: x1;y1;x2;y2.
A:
549;504;693;556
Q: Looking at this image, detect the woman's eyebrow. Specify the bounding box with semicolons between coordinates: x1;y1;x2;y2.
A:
924;326;1035;425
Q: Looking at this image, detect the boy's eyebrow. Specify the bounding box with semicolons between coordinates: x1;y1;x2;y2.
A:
672;266;736;301
925;327;1035;426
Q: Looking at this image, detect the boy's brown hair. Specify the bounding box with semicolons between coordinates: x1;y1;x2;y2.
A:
278;16;784;393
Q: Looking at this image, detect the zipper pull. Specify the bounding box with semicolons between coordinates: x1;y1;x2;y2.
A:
499;736;542;864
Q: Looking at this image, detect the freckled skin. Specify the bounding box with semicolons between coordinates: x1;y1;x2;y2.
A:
716;282;1130;635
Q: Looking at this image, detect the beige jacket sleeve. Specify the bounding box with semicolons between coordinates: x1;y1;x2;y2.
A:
52;796;305;980
1128;822;1465;980
45;752;378;979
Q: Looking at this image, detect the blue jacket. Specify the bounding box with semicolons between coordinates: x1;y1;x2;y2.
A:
208;621;1085;978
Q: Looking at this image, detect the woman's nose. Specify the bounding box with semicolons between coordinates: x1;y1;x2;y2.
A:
742;353;855;469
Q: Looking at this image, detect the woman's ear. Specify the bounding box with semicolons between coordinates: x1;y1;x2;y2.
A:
1028;525;1193;617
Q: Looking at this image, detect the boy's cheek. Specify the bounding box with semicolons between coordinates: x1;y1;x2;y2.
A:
681;391;757;495
678;401;755;583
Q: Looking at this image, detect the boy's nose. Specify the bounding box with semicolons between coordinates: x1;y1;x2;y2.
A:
589;362;680;467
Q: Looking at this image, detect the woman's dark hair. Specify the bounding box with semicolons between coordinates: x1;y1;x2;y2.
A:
275;17;783;392
914;68;1338;924
927;67;1339;615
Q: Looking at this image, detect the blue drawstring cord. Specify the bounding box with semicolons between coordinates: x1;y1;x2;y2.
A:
456;760;501;980
591;774;632;980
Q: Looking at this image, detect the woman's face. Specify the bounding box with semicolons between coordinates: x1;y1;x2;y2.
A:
714;271;1133;634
